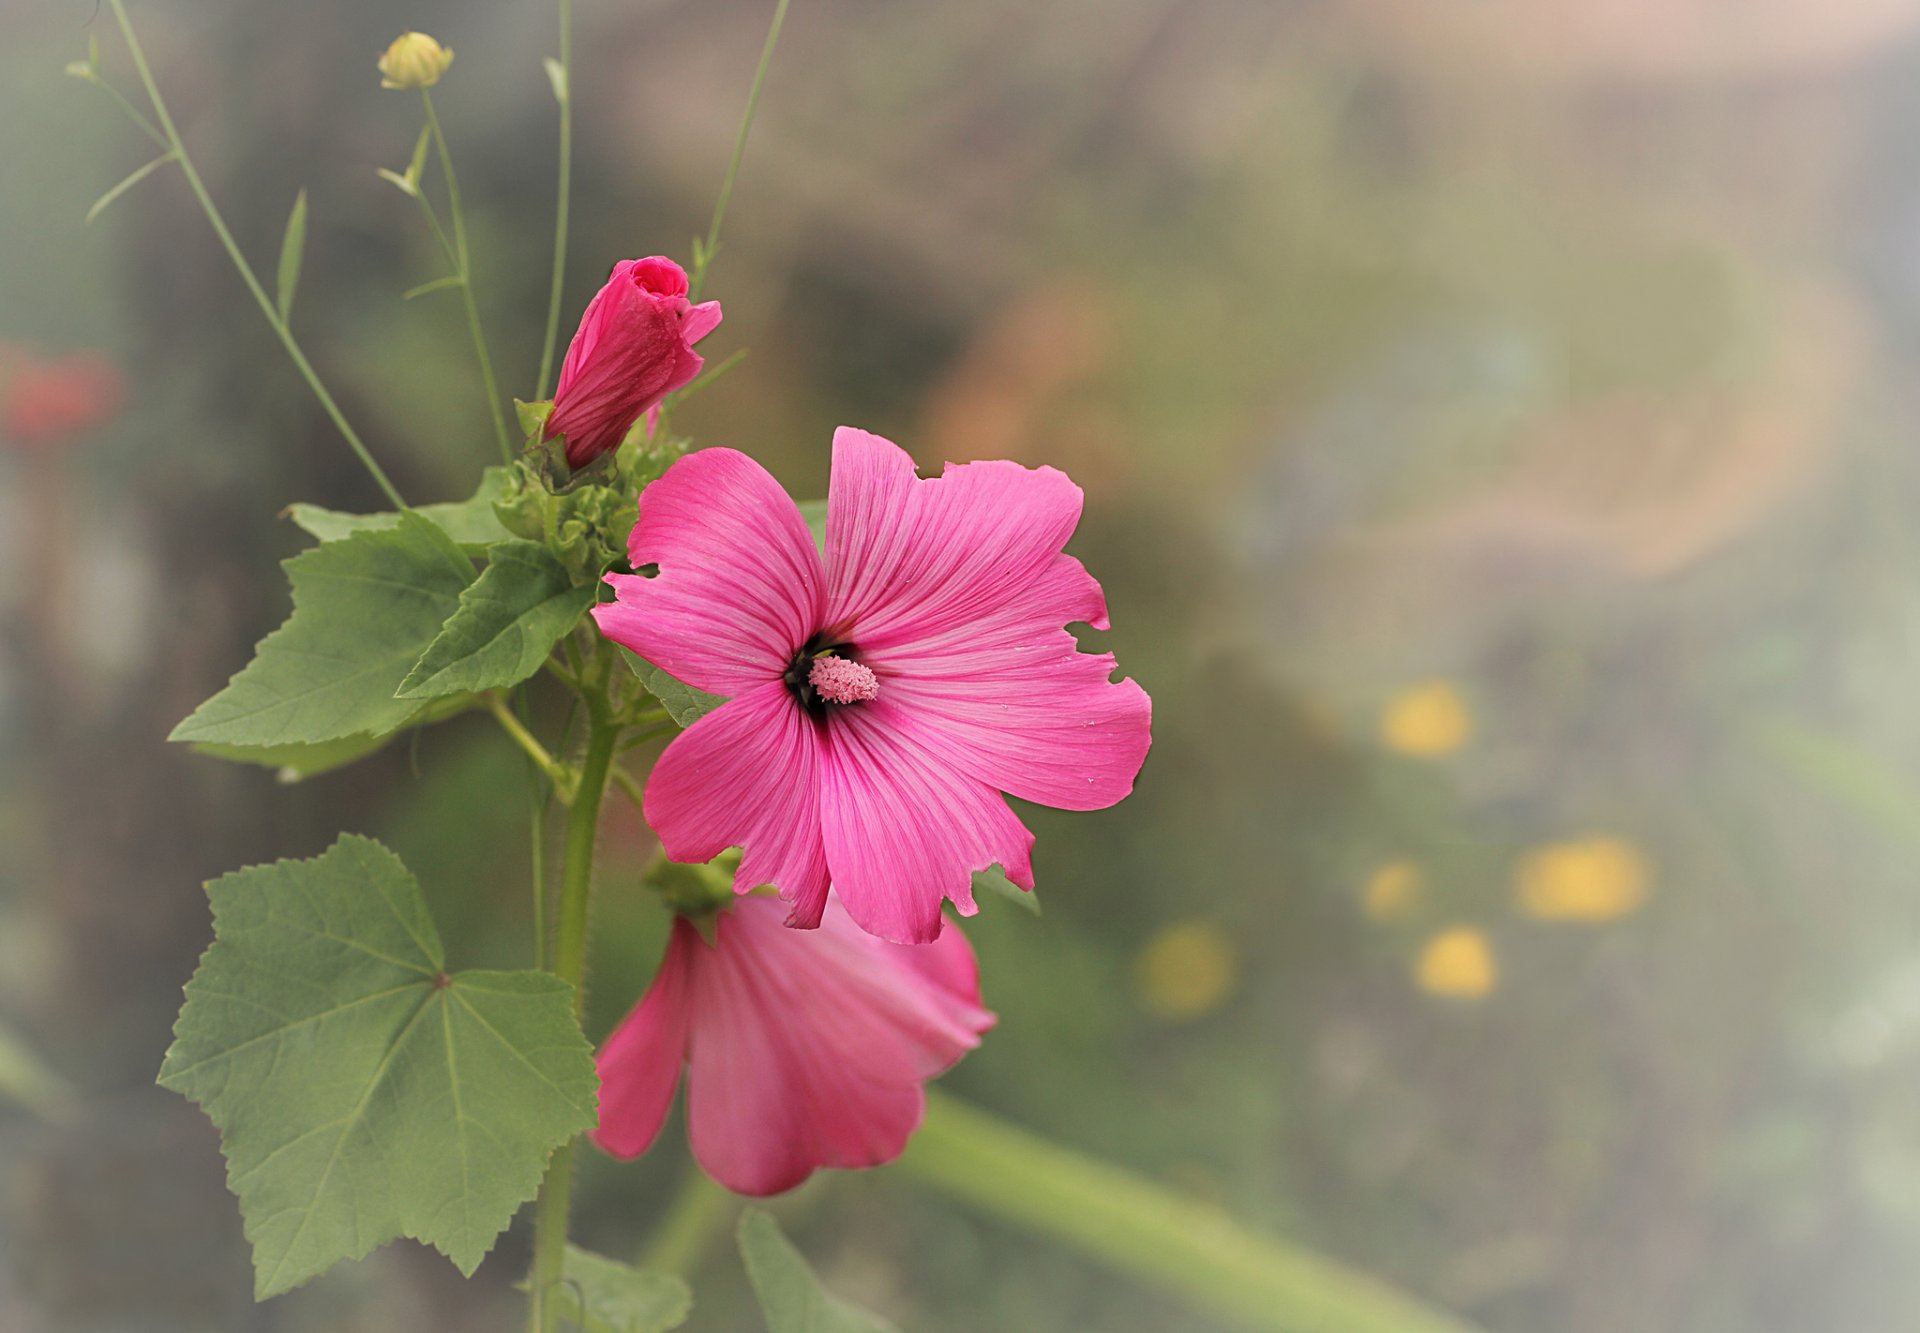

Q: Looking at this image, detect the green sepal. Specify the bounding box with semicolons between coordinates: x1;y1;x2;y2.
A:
737;1210;899;1333
398;541;594;699
157;836;599;1298
170;514;474;749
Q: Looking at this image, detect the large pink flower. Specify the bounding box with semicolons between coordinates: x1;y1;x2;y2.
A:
594;428;1153;943
544;256;721;467
593;894;994;1195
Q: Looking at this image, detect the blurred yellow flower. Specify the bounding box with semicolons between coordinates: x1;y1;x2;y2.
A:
1135;920;1238;1021
379;31;455;90
1515;837;1650;922
1415;927;1497;999
1379;680;1472;757
1363;860;1424;920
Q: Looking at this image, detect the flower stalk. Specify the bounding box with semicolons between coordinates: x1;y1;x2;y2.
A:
535;0;575;400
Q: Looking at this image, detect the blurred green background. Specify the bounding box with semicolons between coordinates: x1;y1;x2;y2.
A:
10;0;1920;1329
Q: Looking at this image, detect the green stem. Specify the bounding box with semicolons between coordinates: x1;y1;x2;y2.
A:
634;1168;734;1276
421;89;514;463
535;0;574;399
527;701;618;1333
899;1091;1485;1333
688;0;790;302
106;0;405;510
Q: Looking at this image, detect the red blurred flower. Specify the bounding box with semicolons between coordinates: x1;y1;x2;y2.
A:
1;350;126;450
544;257;720;467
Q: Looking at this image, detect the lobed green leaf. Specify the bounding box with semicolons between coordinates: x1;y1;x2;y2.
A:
399;541;593;699
285;466;516;553
169;514;474;749
158;836;598;1298
190;693;479;781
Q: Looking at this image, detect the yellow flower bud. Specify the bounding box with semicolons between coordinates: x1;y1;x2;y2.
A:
378;31;454;90
1379;680;1472;757
1134;920;1238;1021
1515;837;1650;923
1362;860;1424;921
1414;926;1497;999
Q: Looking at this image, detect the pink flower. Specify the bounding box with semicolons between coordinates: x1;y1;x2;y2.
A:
593;894;994;1195
1;349;126;451
594;427;1153;943
544;257;721;467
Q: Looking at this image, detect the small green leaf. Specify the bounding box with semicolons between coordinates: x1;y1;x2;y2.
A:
86;150;176;224
275;189;307;322
407;123;432;189
543;56;570;104
795;498;827;554
286;467;516;553
973;864;1038;915
401;274;465;301
158;836;598;1298
400;542;593;699
618;649;728;727
375;167;417;197
170;514;474;749
738;1211;899;1333
545;1246;692;1333
191;693;478;781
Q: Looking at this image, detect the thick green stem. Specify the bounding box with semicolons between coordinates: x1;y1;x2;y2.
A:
899;1091;1485;1333
527;703;618;1332
106;0;406;510
535;0;574;399
421;89;514;463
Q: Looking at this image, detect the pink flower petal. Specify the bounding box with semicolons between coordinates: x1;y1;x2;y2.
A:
865;554;1152;811
592;920;695;1159
644;683;831;924
819;703;1036;944
823;427;1087;651
682;300;723;346
593;447;824;696
684;897;991;1195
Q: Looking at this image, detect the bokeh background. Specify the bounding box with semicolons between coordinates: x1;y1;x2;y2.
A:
9;0;1920;1329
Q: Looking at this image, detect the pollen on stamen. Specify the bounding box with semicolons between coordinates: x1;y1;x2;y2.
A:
809;656;879;705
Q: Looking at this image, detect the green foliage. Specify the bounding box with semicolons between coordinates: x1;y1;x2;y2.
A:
546;1246;692;1333
973;865;1039;915
190;693;478;781
737;1211;899;1333
85;150;177;225
399;541;593;699
157;836;598;1299
170;514;474;749
619;649;728;727
796;498;827;553
275;188;306;322
286;466;516;553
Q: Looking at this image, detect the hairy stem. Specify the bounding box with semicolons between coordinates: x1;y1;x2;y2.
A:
421;89;514;463
487;692;572;795
105;0;405;509
527;701;618;1332
688;0;790;302
535;0;574;399
899;1091;1485;1333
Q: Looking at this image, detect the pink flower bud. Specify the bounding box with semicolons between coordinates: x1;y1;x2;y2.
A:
544;257;721;467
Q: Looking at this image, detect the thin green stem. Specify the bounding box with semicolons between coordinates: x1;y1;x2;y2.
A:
487;692;573;796
535;0;574;399
421;89;514;463
688;0;790;302
635;1168;733;1276
528;697;618;1333
106;0;405;510
76;70;169;149
899;1091;1485;1333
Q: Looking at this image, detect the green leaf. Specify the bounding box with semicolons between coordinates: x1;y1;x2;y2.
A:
86;150;176;224
286;467;516;553
402;274;465;302
618;649;728;727
375;167;417;197
191;693;478;781
543;56;570;104
170;514;474;749
738;1210;899;1333
158;836;598;1299
399;542;593;699
973;864;1038;915
275;188;307;323
546;1247;692;1333
795;498;827;553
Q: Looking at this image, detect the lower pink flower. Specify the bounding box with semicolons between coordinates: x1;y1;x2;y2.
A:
593;894;994;1196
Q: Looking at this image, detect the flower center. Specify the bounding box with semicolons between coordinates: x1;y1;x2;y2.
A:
808;656;879;705
784;637;875;717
